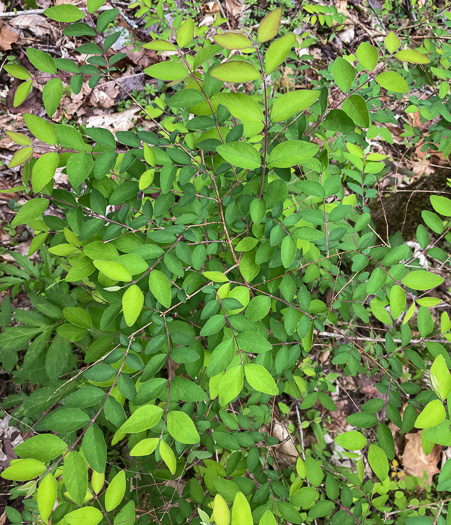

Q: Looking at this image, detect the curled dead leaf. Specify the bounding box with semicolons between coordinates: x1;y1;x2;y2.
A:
401;432;441;484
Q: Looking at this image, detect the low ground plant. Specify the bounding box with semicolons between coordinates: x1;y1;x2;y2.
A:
1;2;451;524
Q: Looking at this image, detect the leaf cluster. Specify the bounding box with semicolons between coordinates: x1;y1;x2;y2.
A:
1;2;451;525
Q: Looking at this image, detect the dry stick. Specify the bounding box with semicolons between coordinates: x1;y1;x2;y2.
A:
294;405;306;461
314;331;449;345
433;503;444;525
384;498;451;519
0;5;114;17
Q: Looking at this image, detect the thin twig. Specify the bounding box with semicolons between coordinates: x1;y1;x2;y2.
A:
0;5;110;17
315;331;450;345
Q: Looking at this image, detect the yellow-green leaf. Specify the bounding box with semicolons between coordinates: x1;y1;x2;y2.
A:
64;451;87;507
1;458;45;481
214;93;263;122
259;510;278;525
139;169;155;190
167;411;200;444
271;90;319;122
149;269;172;308
32;152;59;193
6;131;32;145
38;474;57;524
65;507;103;525
93;260;132;282
430;354;451;400
401;270;444;291
342;95;370;128
430;195;451;217
281;235;296;268
231;492;252;525
395;49;430;64
244;363;278;395
214;31;253;50
258;8;282;43
267;140;318;168
177;17;194;48
88;0;106;14
9;146;34;168
4;64;31;80
203;271;229;282
122;284;144;326
29;232;48;257
415;399;446;429
417;297;442;307
67;152;94;187
384;32;401;54
144;62;188;81
91;471;105;494
403;301;416;325
235;237;259;252
335;431;367;450
118;405;164;434
217;142;261;169
14;80;33;107
44;4;85;22
213;494;230;525
265;33;296;74
375;71;409;93
143;40;177;51
105;470;126;512
159;440;177;475
369;297;392;325
389;284;406;319
356;42;378;71
210;60;261;83
43;77;64;118
332;57;356;93
24;113;56;145
11;198;49;227
144;143;156;166
130;438;159;456
368;444;389;482
219;366;244;405
26;48;56;74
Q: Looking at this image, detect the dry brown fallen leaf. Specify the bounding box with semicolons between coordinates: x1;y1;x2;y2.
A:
84;106;143;132
269;421;298;466
401;432;441;484
7;14;59;42
226;0;244;19
0;21;19;50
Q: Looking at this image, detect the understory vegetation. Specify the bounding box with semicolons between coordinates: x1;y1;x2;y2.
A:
1;0;451;524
